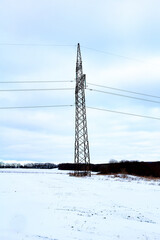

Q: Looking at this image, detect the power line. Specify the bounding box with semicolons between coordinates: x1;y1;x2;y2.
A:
81;46;160;68
87;82;160;99
87;106;160;121
1;79;159;100
0;42;159;67
0;104;73;110
1;102;160;121
0;88;74;92
0;42;149;64
87;88;160;105
0;80;74;83
81;46;144;63
0;43;76;47
1;42;159;67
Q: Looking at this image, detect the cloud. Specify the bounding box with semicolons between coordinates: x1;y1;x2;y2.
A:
0;125;74;163
86;56;160;90
1;0;160;47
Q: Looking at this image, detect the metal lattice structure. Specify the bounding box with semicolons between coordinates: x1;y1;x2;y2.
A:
74;43;90;176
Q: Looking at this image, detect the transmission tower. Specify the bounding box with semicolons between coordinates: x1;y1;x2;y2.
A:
74;43;90;176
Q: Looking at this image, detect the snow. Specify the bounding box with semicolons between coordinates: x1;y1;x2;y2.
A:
0;169;160;240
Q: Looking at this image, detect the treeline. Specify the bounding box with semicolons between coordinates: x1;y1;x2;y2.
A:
58;161;160;178
1;161;160;178
0;162;57;169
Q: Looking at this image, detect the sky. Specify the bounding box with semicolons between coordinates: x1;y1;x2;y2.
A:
1;0;160;163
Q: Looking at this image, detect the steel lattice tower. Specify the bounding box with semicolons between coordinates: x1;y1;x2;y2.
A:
74;43;90;175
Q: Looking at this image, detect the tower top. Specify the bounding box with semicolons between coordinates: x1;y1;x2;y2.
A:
76;43;82;75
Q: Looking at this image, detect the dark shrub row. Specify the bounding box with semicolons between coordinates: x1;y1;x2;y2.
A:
58;161;160;178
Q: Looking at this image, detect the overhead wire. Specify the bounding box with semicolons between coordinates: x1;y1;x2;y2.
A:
81;46;144;63
87;106;160;121
0;88;74;92
86;88;160;104
0;79;159;100
1;42;160;68
81;45;160;68
1;103;160;122
0;80;74;83
1;93;160;122
0;104;74;110
87;82;160;99
0;42;149;64
0;43;76;47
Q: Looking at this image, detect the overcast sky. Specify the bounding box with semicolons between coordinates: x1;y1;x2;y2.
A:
1;0;160;163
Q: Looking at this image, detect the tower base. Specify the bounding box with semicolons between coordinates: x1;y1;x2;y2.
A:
69;171;91;177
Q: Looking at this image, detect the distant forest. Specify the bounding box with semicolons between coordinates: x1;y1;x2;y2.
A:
0;162;57;169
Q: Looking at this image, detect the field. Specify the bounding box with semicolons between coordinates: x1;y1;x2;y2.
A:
0;169;160;240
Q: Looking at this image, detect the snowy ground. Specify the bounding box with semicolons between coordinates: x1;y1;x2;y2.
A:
0;169;160;240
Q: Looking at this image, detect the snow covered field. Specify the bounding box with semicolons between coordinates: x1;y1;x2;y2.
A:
0;169;160;240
